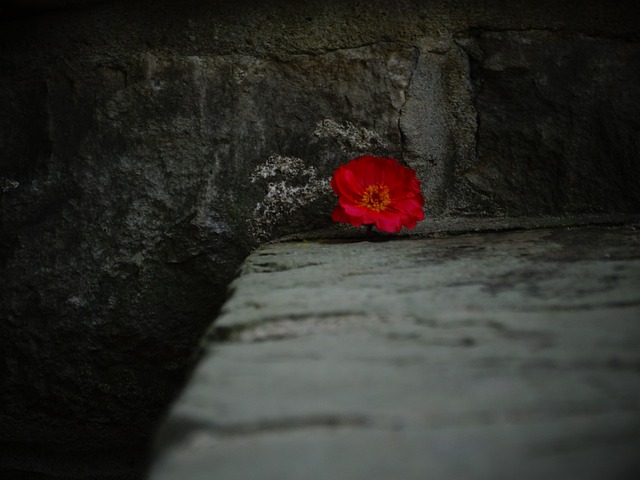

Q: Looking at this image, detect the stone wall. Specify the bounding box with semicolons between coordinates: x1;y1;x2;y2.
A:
0;1;639;478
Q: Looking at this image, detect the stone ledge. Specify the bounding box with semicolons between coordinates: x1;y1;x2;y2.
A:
149;222;640;479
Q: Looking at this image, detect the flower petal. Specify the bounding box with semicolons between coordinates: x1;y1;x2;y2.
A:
373;211;403;233
332;205;364;226
350;156;387;186
331;167;363;202
340;201;367;218
401;215;418;230
391;198;425;219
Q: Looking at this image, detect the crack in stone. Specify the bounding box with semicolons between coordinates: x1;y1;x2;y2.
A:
398;45;421;163
209;313;371;344
462;27;640;43
173;403;640;444
196;414;372;438
310;40;417;56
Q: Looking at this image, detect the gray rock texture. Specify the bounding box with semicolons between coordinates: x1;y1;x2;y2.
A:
457;31;640;215
0;0;639;478
151;223;640;480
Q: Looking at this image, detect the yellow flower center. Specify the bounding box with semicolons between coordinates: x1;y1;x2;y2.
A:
359;183;391;212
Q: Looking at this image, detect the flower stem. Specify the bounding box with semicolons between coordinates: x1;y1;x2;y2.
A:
365;224;374;236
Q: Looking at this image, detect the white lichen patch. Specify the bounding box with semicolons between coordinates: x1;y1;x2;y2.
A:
1;177;20;193
313;119;388;153
250;155;331;239
250;155;308;183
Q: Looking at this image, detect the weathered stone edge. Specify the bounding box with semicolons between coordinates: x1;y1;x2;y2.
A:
273;213;640;243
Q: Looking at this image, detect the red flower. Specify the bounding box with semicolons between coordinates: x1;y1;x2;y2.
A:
331;156;425;233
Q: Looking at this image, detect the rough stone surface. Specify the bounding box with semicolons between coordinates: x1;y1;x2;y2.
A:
456;31;640;215
0;0;639;478
150;223;640;480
